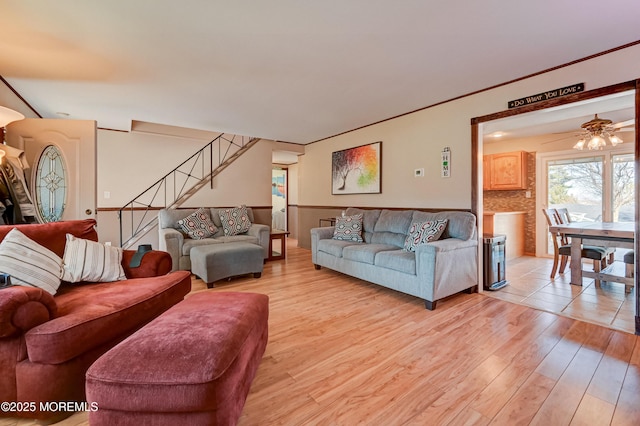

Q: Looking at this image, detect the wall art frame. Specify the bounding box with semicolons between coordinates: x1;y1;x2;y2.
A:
331;141;382;195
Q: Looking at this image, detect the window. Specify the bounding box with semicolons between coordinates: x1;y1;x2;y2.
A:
34;145;67;223
541;147;635;255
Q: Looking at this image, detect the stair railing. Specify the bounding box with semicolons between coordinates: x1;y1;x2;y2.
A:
118;133;259;248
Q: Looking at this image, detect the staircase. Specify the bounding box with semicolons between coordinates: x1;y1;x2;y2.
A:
118;134;260;248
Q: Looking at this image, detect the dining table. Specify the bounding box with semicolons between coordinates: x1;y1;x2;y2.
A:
548;221;635;287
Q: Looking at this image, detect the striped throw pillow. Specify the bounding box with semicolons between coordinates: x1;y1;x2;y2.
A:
0;228;64;295
62;234;126;283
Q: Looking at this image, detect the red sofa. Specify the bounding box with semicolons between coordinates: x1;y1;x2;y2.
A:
0;219;192;421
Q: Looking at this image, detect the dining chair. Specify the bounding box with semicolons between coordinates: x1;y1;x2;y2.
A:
555;207;615;265
542;208;612;286
555;207;572;223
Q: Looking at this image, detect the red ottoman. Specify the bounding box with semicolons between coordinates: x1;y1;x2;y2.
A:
85;292;269;426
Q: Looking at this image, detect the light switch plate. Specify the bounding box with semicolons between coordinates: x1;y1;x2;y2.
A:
414;168;424;177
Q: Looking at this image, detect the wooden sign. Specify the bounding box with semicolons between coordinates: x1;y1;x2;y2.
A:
508;83;584;109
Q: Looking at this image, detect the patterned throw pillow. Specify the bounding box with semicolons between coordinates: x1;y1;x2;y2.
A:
403;219;448;252
0;228;64;295
178;208;218;239
219;206;252;236
333;214;364;242
62;234;127;283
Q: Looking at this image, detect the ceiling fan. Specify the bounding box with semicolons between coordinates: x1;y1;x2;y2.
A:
540;114;635;148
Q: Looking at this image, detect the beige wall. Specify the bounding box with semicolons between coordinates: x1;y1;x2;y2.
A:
296;44;640;248
97;131;272;208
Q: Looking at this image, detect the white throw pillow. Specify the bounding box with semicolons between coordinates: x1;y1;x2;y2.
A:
0;228;64;295
62;234;126;283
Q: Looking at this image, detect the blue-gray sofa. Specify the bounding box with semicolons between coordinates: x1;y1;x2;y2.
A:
311;208;478;310
158;207;270;271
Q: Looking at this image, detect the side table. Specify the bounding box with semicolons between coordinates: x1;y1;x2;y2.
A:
268;230;290;261
319;218;336;227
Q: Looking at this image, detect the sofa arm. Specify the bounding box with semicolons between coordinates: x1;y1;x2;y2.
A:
310;227;335;264
415;238;478;300
0;286;57;338
122;250;173;278
247;223;270;258
159;228;184;271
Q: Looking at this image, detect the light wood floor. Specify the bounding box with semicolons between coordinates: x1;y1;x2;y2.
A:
3;240;640;425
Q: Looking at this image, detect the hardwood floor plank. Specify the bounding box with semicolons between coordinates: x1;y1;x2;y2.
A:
570;394;615;426
409;355;510;425
489;372;557;425
531;328;610;424
611;339;640;425
586;330;636;404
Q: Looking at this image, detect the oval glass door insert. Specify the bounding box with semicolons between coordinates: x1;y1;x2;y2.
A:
34;145;67;222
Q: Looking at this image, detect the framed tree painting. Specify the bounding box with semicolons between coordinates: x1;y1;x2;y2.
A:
332;141;381;194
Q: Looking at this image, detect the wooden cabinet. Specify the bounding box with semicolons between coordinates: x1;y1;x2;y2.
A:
483;155;492;191
484;151;527;190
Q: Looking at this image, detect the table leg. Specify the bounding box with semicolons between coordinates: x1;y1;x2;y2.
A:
570;237;582;285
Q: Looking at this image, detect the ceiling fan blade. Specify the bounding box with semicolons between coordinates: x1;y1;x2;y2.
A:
613;118;635;129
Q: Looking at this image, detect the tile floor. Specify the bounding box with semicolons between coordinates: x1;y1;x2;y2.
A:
485;255;636;334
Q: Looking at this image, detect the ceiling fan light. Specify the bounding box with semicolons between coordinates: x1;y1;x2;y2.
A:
588;135;605;150
573;139;586;150
609;134;623;146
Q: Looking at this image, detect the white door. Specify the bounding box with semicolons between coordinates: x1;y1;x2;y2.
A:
5;118;97;222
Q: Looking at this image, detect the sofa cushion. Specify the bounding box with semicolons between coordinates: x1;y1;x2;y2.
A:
403;219;448;252
374;250;416;275
0;228;63;295
215;235;260;245
343;243;397;265
182;238;224;256
62;234;126;283
25;270;192;364
218;206;252;236
317;239;360;258
371;210;413;248
333;214;364;242
411;211;476;240
177;208;218;240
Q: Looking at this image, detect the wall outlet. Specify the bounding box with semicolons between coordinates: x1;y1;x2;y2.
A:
414;168;424;177
104;241;111;246
103;191;111;199
525;190;532;198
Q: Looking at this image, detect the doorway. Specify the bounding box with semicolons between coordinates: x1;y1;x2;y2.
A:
473;79;640;334
272;167;287;231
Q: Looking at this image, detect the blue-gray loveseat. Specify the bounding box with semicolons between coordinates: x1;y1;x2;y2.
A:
311;208;478;310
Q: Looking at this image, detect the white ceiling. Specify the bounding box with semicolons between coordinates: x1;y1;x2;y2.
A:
2;1;640;144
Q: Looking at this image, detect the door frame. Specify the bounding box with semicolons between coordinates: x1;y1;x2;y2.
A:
471;79;640;334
